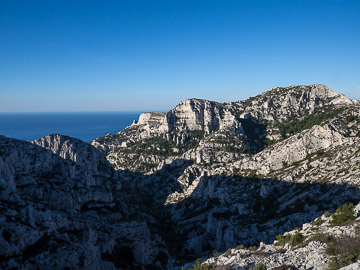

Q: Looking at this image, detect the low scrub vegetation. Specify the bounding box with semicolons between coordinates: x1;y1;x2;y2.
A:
272;266;296;270
183;260;230;270
309;232;334;244
277;106;342;139
330;203;355;227
253;264;267;270
275;232;304;247
311;217;324;226
275;233;291;246
290;232;304;246
325;235;360;269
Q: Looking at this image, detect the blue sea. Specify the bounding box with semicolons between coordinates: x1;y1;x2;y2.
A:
0;112;142;142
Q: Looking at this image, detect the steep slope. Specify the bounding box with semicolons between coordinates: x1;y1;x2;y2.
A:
0;135;168;269
33;133;115;176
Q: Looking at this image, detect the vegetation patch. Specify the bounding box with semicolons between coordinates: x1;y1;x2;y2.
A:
184;260;215;270
309;232;334;244
330;203;355;227
237;117;272;153
311;217;324;226
275;232;304;247
290;232;304;247
272;266;296;270
275;233;291;246
253;264;267;270
326;235;360;270
276;106;343;139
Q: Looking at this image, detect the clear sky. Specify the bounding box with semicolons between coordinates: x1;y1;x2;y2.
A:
1;0;359;112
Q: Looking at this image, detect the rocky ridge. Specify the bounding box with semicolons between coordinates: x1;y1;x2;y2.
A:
92;84;358;172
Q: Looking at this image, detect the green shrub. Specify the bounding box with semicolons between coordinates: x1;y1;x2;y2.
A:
272;266;296;270
290;232;303;246
327;253;358;270
254;264;267;270
325;235;360;269
309;232;334;244
312;217;324;226
246;246;258;251
276;106;342;139
330;203;355;227
190;259;213;270
248;170;257;178
275;234;291;246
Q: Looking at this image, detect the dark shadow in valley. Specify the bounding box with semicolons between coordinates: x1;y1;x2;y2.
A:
238;116;270;153
157;173;360;264
118;159;193;208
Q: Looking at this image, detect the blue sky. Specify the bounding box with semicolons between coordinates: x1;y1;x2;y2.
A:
1;0;359;112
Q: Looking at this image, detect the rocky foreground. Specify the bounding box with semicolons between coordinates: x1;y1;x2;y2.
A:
201;203;360;270
1;84;360;269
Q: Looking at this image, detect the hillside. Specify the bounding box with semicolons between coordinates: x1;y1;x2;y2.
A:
92;84;359;174
1;84;360;269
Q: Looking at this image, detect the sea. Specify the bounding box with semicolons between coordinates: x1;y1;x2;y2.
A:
0;112;142;143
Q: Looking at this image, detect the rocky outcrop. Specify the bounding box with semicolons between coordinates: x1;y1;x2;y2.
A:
237;84;354;122
202;203;360;270
164;98;238;134
33;133;117;179
238;124;354;175
0;136;166;269
131;99;238;136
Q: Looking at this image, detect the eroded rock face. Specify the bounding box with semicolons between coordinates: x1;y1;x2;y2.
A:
32;134;119;189
132;99;237;136
166;99;224;134
33;134;112;173
239;84;353;121
0;136;166;269
238;124;351;175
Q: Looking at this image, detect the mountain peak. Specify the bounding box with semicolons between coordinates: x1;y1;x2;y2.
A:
265;84;352;103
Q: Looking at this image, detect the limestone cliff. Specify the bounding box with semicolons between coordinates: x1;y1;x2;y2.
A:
92;84;358;173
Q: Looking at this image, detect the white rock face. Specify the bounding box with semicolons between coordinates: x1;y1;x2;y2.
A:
166;99;225;134
88;85;360;269
340;261;360;270
238;124;350;175
133;98;237;136
241;84;354;121
33;134;115;177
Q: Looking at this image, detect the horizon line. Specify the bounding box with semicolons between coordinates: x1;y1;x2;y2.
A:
0;110;151;114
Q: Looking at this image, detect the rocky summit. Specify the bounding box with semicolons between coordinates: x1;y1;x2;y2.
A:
1;84;360;270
